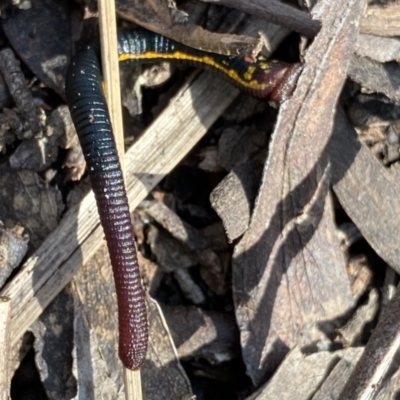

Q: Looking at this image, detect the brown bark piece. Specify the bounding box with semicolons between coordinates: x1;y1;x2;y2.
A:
143;200;222;263
143;200;211;252
116;0;262;57
51;105;86;181
233;0;366;385
173;267;206;305
0;224;28;288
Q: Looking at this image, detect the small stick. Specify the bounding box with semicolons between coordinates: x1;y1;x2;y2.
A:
98;0;125;171
97;0;141;397
199;0;320;38
0;297;11;400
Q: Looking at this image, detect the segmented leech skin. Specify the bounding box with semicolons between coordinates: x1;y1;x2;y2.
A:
65;28;302;370
65;47;148;370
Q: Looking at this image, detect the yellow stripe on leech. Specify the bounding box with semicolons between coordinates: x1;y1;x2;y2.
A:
118;51;269;91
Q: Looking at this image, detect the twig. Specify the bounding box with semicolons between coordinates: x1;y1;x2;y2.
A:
124;369;142;399
338;283;400;399
199;0;320;38
98;0;139;396
0;297;11;400
98;0;125;171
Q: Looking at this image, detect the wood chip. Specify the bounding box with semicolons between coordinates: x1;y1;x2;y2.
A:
210;160;263;242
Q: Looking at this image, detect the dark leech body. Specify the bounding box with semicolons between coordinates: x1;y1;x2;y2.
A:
66;27;302;370
65;47;148;370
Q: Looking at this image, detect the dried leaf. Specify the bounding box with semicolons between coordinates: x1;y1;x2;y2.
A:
233;0;366;385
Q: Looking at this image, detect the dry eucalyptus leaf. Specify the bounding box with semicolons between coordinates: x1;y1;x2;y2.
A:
233;0;365;385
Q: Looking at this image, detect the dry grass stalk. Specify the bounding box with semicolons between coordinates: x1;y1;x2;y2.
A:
98;0;140;396
0;297;11;400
